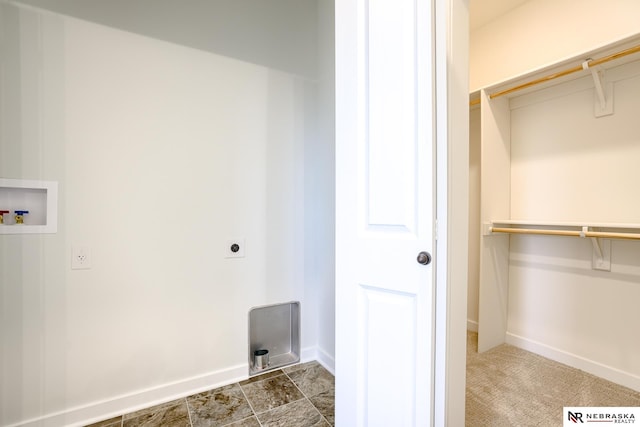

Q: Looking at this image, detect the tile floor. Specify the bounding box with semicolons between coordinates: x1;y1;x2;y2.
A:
86;361;334;427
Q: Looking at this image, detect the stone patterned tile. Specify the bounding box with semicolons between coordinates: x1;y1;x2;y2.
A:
283;361;318;375
85;416;123;427
240;373;304;413
285;362;334;397
257;399;330;427
122;399;189;427
90;361;336;427
187;383;254;427
222;415;261;426
309;389;334;426
239;369;283;386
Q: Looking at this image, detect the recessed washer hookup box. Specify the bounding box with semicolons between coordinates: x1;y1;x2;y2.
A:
248;301;300;376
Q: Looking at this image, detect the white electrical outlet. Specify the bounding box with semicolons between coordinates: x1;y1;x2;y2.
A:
225;239;245;258
72;246;92;270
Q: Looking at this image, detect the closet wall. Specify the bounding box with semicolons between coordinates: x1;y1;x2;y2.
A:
505;61;640;387
469;0;640;391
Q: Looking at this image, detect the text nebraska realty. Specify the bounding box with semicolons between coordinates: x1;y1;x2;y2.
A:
584;412;635;423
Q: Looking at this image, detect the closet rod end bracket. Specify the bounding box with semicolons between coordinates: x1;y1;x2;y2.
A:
583;61;614;117
589;234;611;272
483;222;495;236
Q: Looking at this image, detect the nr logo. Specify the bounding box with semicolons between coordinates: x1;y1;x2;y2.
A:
568;411;583;423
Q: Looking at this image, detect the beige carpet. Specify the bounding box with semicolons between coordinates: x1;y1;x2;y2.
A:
465;331;640;426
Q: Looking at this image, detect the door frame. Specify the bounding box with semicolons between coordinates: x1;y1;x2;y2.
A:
432;0;469;425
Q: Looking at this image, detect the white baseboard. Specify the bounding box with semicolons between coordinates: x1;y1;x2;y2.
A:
506;332;640;393
10;364;248;427
300;345;334;375
467;319;479;332
316;346;335;375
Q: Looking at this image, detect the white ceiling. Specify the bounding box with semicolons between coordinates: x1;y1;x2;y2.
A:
470;0;531;30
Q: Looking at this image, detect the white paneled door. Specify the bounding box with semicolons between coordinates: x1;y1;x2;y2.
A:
335;0;436;426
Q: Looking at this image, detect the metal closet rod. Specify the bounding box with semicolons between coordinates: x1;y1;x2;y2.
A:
491;227;640;241
468;43;640;106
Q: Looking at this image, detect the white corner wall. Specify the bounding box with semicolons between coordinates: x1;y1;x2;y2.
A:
314;0;336;371
0;3;334;426
470;0;640;92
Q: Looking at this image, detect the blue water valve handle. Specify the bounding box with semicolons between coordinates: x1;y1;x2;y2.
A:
14;210;29;224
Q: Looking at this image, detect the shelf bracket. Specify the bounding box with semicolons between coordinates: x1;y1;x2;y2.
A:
583;60;613;117
582;226;611;271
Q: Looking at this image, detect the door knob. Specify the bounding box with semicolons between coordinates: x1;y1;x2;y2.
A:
417;251;431;265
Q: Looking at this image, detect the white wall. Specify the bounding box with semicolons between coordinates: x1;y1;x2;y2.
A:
13;0;319;79
0;3;334;426
505;61;640;389
470;0;640;91
509;68;640;222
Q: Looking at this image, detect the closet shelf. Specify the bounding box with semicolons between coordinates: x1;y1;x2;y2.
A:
469;41;640;106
